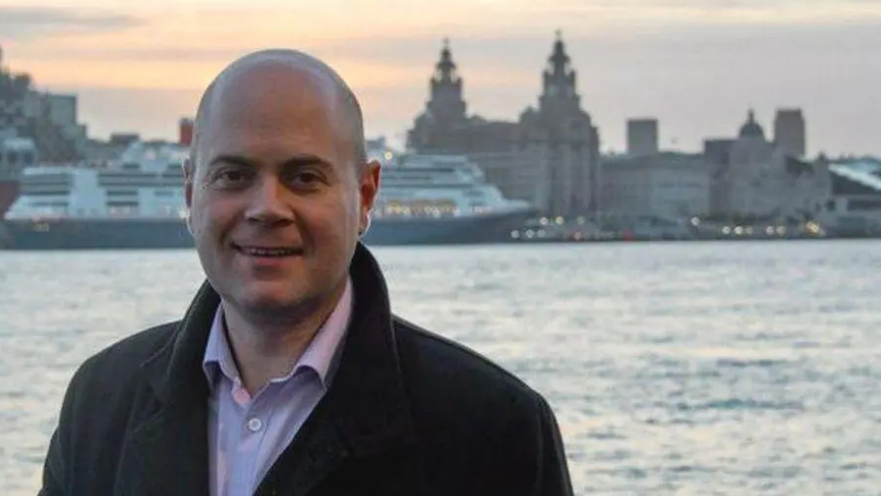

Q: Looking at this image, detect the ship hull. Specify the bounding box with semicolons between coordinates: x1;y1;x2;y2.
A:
2;218;193;250
1;209;533;250
361;209;533;245
0;180;20;219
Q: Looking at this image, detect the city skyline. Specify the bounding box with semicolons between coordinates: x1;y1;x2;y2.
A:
1;0;880;156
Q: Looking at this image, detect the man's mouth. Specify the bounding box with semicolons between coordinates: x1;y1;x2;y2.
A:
232;243;303;257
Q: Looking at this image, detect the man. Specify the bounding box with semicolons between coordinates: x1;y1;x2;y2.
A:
40;50;573;496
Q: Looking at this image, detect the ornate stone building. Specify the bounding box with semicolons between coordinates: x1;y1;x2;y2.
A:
407;40;517;156
407;35;601;218
710;110;828;221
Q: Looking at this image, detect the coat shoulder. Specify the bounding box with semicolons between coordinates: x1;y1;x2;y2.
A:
70;321;179;393
390;316;573;495
392;315;544;410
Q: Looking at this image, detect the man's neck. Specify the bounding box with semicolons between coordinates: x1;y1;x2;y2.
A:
221;282;348;394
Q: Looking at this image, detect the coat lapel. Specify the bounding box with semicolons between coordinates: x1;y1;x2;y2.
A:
116;402;210;496
326;244;417;457
117;281;219;496
253;399;349;496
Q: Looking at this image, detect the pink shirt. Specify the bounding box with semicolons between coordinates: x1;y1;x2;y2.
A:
201;278;353;496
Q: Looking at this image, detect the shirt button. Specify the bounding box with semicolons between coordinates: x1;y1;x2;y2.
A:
247;418;263;432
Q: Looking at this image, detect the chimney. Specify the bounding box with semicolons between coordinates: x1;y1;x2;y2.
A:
179;118;194;146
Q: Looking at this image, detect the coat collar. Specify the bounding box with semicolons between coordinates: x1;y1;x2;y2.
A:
125;243;415;495
323;243;416;456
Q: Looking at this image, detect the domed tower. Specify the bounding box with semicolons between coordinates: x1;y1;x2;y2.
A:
738;109;766;140
407;40;469;152
539;31;580;117
426;39;467;126
518;32;601;218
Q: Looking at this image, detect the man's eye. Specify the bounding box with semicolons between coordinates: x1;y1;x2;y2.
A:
297;173;319;182
220;170;248;182
289;172;323;186
211;168;253;188
207;168;252;190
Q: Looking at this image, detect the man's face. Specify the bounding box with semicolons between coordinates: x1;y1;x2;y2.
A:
185;63;380;319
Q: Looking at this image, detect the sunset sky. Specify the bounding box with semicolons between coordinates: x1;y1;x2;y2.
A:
1;0;879;156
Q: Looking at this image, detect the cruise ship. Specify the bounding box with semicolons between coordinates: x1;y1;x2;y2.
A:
0;137;33;219
361;139;535;245
1;139;535;249
2;141;192;249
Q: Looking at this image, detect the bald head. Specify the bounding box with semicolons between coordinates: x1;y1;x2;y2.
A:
190;49;366;170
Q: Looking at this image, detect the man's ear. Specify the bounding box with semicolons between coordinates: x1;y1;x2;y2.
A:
182;159;195;235
183;159;195;207
359;160;381;235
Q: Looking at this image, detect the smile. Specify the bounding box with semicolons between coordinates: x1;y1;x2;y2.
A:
232;243;303;257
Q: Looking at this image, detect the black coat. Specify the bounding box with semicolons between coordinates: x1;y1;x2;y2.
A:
40;244;574;496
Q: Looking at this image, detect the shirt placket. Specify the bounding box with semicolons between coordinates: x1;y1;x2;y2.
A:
227;379;273;496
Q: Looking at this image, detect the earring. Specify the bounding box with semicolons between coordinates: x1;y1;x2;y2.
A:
359;216;371;237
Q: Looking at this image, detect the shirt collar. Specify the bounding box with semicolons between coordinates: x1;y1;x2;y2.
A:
202;276;354;392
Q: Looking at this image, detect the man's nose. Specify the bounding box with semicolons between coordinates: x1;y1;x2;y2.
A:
245;175;294;224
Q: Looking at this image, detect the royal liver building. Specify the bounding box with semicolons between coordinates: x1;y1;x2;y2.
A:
407;35;602;219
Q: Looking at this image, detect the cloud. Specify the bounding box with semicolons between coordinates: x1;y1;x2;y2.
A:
13;18;880;96
18;46;249;63
507;0;881;25
0;6;140;40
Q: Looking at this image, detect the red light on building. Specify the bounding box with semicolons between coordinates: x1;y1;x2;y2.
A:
179;118;194;146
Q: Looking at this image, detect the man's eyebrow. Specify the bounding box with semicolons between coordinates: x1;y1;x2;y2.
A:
207;154;257;169
279;154;334;170
206;154;333;169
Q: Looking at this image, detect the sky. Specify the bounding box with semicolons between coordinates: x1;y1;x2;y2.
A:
1;0;880;156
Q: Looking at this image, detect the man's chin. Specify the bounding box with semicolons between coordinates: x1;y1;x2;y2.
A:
241;292;302;313
234;288;317;321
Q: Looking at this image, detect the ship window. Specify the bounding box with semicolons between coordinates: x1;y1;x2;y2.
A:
22;152;35;165
23;189;71;196
7;151;18;165
849;199;881;211
107;190;138;197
